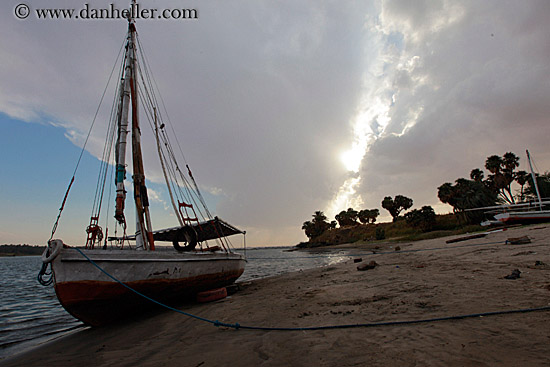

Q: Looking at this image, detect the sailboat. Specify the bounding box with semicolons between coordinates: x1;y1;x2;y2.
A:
482;150;550;225
38;11;246;327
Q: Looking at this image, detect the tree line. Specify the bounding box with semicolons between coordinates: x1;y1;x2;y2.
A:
302;151;549;240
302;195;438;240
0;244;44;256
438;152;550;223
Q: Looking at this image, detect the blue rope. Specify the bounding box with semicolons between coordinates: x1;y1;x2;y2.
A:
230;307;550;331
74;247;550;331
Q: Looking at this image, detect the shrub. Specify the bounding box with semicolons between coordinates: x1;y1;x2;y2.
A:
375;227;386;240
404;206;437;232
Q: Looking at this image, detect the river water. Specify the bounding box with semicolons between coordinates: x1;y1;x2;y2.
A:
0;247;355;360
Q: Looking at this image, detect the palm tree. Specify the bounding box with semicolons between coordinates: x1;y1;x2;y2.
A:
302;221;314;239
312;211;328;225
485;154;518;204
438;178;498;224
502;152;520;203
437;182;456;210
302;211;331;239
515;170;529;202
503;152;520;173
485;155;503;174
470;168;484;182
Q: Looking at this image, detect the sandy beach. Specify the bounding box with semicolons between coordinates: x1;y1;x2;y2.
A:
3;224;550;366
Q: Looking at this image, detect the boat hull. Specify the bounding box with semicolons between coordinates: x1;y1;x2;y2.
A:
50;247;245;326
494;210;550;225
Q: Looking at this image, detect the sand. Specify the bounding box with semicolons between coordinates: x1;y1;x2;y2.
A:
2;224;550;366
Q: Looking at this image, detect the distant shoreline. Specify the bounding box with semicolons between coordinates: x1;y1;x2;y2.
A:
295;213;489;249
0;245;44;257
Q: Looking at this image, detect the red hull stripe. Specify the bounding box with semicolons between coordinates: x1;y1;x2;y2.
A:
54;269;243;326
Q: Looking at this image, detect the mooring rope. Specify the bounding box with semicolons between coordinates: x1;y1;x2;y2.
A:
73;247;550;332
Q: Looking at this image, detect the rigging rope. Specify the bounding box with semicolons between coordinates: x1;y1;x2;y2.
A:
136;35;192;169
49;38;126;241
90;56;124;219
135;68;208;224
132;30;234;251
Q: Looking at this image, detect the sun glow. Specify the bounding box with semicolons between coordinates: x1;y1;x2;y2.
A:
326;9;436;218
326;175;363;218
340;145;365;173
329;96;393;217
339;97;391;174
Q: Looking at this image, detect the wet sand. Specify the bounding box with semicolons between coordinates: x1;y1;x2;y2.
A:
3;224;550;366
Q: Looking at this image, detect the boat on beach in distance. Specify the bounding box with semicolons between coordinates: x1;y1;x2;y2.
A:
38;3;246;327
480;150;550;226
480;201;550;226
491;204;550;225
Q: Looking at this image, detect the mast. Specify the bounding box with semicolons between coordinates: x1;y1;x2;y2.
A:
114;25;132;227
526;150;543;210
129;20;155;251
114;8;155;250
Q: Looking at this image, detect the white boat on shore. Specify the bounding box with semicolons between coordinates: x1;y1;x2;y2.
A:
45;240;245;326
492;209;550;225
480;150;550;226
39;5;245;327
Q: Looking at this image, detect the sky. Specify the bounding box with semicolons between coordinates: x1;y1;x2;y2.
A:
1;0;550;247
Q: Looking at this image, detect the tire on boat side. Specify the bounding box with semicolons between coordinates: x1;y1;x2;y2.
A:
172;226;198;252
42;239;63;263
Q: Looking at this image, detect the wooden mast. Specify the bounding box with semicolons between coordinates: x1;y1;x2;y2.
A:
113;4;155;251
114;25;132;227
127;16;155;251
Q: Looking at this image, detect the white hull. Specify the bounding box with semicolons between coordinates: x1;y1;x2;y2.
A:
50;247;245;326
494;210;550;224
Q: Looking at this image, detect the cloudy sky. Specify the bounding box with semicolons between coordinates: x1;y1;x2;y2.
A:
1;0;549;247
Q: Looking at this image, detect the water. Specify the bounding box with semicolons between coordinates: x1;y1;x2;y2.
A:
237;247;352;281
0;256;83;359
0;247;355;360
